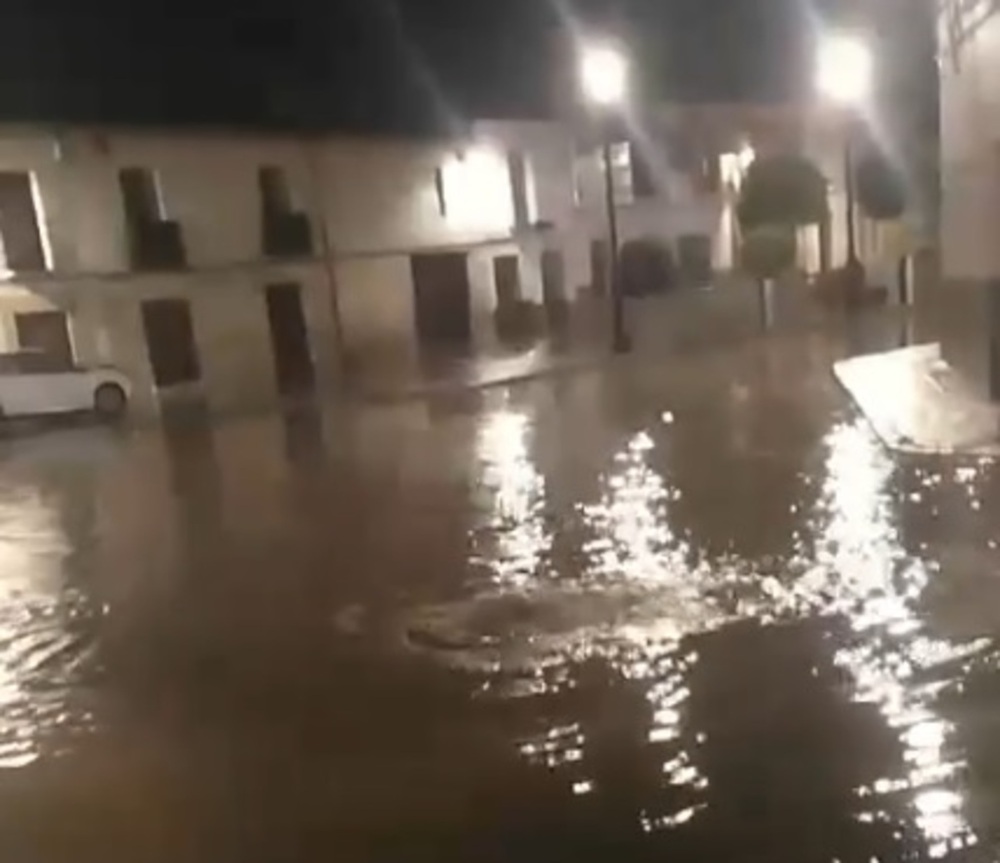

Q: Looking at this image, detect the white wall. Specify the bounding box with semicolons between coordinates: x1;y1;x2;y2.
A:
940;5;1000;278
317;138;516;256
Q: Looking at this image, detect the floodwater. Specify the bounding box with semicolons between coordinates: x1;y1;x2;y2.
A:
2;325;1000;861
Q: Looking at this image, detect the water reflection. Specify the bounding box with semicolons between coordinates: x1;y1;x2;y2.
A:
471;407;550;589
486;413;992;858
581;430;689;586
812;420;979;858
0;483;97;768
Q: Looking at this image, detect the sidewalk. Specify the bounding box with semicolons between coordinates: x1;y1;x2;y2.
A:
345;279;874;402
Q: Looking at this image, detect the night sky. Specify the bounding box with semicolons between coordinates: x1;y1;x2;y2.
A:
0;0;882;131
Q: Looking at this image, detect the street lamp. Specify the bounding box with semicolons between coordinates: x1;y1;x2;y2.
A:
580;42;631;354
817;33;872;271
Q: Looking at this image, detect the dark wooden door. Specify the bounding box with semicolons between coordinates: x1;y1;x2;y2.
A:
410;253;472;347
141;298;200;387
15;311;72;365
492;255;520;311
677;234;713;286
265;283;315;394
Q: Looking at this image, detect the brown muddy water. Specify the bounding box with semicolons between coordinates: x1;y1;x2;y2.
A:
1;327;1000;861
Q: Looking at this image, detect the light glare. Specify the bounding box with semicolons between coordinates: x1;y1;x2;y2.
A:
817;34;872;105
580;44;628;106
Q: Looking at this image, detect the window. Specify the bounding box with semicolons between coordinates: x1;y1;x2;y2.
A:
119;167;164;225
630;145;657;199
259;166;312;258
572;155;586;208
434;149;513;231
259;166;293;217
607;142;634;206
699;156;722;193
434;167;447;218
507;152;539;226
119;168;185;269
15;311;73;366
575;145;636;208
0;172;47;271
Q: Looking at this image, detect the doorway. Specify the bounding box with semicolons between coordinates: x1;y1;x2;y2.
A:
410;252;472;348
492;255;521;311
492;254;521;341
541;250;566;307
141;298;200;387
590;240;609;295
265;283;315;394
15;311;73;365
541;249;569;330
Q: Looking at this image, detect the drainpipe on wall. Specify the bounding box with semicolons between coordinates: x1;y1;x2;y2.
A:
303;136;348;383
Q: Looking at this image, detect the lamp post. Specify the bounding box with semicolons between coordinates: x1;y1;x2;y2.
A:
817;33;872;273
580;43;631;354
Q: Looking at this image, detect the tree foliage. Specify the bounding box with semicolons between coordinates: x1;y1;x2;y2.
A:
854;152;906;221
737;155;828;229
741;226;796;281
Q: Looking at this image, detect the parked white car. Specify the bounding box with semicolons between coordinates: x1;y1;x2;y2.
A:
0;352;131;420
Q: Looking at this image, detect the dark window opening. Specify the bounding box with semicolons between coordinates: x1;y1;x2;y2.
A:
120;168;186;270
631;147;657;199
260;166;312;258
0;172;46;272
259;166;293;217
15;311;72;365
119;168;163;225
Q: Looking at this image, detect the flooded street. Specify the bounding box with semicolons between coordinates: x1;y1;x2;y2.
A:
3;322;1000;861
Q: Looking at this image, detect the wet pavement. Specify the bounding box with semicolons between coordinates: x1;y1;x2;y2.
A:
3;313;1000;860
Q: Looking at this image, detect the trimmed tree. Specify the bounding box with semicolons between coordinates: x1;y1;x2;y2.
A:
737;155;828;230
854;151;906;222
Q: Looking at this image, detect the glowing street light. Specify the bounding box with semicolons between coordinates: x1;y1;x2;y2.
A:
580;44;628;107
579;41;631;353
817;34;873;106
817;33;872;270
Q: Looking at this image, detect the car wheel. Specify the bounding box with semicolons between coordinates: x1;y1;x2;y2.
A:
94;384;127;421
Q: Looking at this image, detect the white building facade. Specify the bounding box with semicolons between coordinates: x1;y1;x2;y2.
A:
0;108;867;416
935;0;1000;395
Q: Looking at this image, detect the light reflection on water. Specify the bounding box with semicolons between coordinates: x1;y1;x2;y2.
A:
814;421;978;858
0;485;97;769
580;429;691;586
471;407;551;589
452;408;994;857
